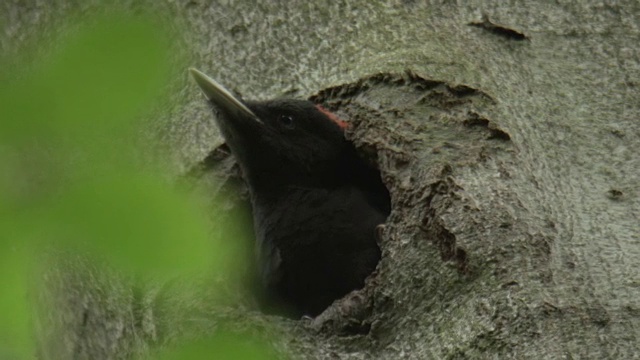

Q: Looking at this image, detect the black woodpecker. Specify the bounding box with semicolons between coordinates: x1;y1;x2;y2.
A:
190;68;390;317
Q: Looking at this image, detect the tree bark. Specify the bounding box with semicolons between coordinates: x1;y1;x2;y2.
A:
3;0;639;359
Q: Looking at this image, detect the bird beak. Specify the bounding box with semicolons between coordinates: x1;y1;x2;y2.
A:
189;68;261;123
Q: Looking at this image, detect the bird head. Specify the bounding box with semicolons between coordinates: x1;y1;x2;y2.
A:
190;68;353;191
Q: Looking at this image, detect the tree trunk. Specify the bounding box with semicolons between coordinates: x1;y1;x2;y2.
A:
3;1;639;359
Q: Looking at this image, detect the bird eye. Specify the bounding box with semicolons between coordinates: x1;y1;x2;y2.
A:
279;114;295;129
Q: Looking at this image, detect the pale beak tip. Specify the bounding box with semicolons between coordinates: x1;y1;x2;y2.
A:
188;67;262;123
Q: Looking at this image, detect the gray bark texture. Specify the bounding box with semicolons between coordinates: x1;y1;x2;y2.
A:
3;0;639;359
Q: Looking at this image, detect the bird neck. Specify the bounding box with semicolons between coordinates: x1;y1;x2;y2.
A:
245;164;343;198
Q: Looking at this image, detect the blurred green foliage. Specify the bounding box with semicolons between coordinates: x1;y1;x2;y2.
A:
157;334;279;360
0;244;31;359
0;9;274;360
